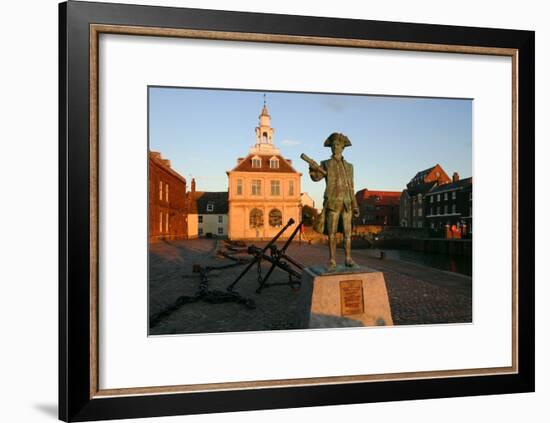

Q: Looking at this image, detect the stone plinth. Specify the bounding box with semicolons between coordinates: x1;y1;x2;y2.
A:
298;265;393;329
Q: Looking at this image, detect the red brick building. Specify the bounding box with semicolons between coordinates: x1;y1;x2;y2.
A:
400;164;451;228
149;151;188;241
354;188;401;226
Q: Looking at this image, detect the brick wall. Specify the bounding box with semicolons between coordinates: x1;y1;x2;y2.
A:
149;154;188;241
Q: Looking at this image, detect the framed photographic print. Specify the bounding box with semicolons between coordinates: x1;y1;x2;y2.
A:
59;1;534;421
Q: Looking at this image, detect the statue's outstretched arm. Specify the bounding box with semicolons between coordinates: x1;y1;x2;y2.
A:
309;167;325;182
300;153;326;182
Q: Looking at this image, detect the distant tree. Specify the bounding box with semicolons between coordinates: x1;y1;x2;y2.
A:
302;205;318;226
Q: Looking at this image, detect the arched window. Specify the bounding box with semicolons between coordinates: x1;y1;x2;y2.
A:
262;132;268;143
269;209;282;227
249;208;263;229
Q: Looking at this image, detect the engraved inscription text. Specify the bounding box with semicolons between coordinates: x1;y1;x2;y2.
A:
340;280;364;315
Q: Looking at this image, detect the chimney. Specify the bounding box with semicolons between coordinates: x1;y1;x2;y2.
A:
191;178;196;193
452;172;459;182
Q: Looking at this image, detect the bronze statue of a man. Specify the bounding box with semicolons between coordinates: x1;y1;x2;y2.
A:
305;132;359;271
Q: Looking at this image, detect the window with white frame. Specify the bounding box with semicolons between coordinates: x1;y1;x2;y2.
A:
269;157;279;169
452;204;456;213
452;191;456;200
236;179;243;195
252;157;261;168
251;179;262;195
218;227;223;235
218;215;223;224
417;194;422;203
418;208;422;217
198;215;203;224
270;180;280;196
430;196;434;203
444;192;448;201
165;213;169;233
198;227;203;236
437;194;440;202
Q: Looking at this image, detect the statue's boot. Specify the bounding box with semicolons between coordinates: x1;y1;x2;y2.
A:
325;260;337;272
345;258;357;268
344;237;358;268
326;235;337;271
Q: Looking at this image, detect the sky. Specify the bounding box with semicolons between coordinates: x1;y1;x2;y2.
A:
149;87;472;208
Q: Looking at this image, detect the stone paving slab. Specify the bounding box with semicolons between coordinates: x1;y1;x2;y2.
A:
148;239;472;335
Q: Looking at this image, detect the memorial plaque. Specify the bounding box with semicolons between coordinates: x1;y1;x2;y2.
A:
339;280;364;315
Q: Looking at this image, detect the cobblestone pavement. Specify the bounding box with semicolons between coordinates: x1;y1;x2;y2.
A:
149;239;472;335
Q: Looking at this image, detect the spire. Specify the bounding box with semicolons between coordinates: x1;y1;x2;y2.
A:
260;93;269;117
249;94;279;155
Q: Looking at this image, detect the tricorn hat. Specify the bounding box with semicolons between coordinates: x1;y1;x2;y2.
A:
323;132;352;148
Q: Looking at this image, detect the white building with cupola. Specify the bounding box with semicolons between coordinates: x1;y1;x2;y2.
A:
226;100;302;240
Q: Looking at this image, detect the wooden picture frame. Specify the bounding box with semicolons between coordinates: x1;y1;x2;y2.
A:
59;1;534;421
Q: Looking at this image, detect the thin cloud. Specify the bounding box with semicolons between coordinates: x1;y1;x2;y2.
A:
323;96;347;112
281;139;301;146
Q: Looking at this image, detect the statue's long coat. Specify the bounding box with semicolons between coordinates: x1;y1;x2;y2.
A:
309;157;358;235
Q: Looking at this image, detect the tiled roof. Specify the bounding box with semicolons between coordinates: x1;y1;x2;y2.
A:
408;165;436;183
406;181;438;196
426;177;472;195
230;154;298;173
356;189;401;206
195;191;229;214
149;150;186;183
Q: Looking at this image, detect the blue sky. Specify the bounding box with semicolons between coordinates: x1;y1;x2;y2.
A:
149;87;472;208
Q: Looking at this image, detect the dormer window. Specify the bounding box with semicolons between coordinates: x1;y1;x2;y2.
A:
252;156;261;168
206;203;214;212
269;157;279;169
